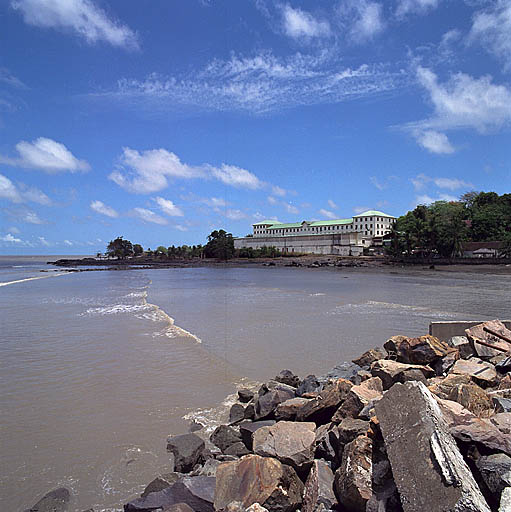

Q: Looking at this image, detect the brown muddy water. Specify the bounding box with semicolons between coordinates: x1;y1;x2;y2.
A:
1;258;510;511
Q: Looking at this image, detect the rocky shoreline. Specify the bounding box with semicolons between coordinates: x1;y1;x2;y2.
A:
29;320;511;512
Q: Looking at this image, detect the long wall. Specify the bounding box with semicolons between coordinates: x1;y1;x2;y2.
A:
234;233;364;256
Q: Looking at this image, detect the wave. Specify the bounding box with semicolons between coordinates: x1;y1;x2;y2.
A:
144;302;202;343
0;273;68;287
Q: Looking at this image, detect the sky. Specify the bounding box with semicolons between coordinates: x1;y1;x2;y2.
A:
0;0;510;254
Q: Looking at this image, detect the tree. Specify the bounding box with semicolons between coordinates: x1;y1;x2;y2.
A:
203;229;235;259
133;244;143;257
106;237;134;259
155;246;168;258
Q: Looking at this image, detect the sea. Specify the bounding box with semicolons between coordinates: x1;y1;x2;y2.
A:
1;255;510;511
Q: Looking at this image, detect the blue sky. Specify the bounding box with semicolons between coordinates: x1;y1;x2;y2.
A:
0;0;510;254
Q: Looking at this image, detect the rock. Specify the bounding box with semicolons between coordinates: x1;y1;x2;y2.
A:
398;335;453;365
189;420;204;433
223;442;250;458
375;381;490;512
500;488;511;512
334;435;373;512
335;377;383;419
164;504;194;512
214;454;303;512
197;459;221;477
465;320;511;359
275;370;300;388
238;389;255;403
245;504;269;512
296;378;353;424
210;425;242;453
491;413;511;434
243;402;255;420
125;476;215;512
314;423;341;466
352;348;386;369
358;398;379;421
428;373;473;399
320;362;363;384
432;350;459;376
297;375;322;397
447;382;493;417
229;404;245;425
24;488;70;512
383;335;409;357
496;357;511;373
337;418;370;446
239;420;276;451
476;454;511;495
448;336;474;359
141;473;181;497
450;358;498;387
254;385;295;420
499;375;511;390
494;397;511;413
167;434;205;473
274;397;310;421
303;460;337;512
253;421;316;473
370;360;434;390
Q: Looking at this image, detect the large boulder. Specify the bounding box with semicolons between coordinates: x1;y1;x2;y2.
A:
274;397;311;421
239;420;275;451
213;455;303;512
465;320;511;359
229;404;245;425
450;417;511;456
334;435;373;512
448;336;474;359
253;421;316;473
314;423;342;467
476;454;511;495
302;460;337;512
275;370;300;388
335;377;382;419
296;375;322;397
210;425;242;453
296;378;353;424
450;358;498;387
167;434;205;473
320;362;363;384
491;413;511;434
24;488;70;512
141;473;181;497
254;384;295;420
384;335;452;365
337;418;370;446
447;382;493;417
238;389;255;403
375;381;490;512
370;360;434;390
352;348;386;369
125;476;215;512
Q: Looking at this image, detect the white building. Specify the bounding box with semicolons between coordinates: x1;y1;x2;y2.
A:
235;210;397;255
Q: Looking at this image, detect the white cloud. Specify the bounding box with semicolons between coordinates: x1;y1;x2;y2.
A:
327;199;338;209
174;225;188;232
132;207;167;225
414;130;455;154
282;4;331;39
0;137;90;173
38;236;50;246
267;196;277;205
204;197;227;208
353;206;370;214
285;203;299;214
0;174;22;202
0;68;27;89
411;173;429;190
469;0;511;70
0;174;51;204
396;0;440;17
319;208;337;219
225;209;247;220
90;200;119;218
347;1;385;42
1;233;22;243
11;0;139;50
370;176;386;190
415;193;458;205
210;164;263;189
154;196;184;217
24;211;43;224
433;177;473;190
272;185;287;197
96;51;404;115
63;240;73;246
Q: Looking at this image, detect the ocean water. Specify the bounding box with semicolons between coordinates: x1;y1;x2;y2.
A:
1;258;510;511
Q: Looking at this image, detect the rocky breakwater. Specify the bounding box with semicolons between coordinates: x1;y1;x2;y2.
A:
117;320;511;512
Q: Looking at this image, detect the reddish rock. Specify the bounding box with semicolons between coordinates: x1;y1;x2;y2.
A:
303;460;337;512
451;418;511;456
447;382;493;417
465;320;511;359
336;377;383;419
385;335;453;365
370;360;434;390
352;348;386;369
490;413;511;434
450;358;498;387
274;397;310;421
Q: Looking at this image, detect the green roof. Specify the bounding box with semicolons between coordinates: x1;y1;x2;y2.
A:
353;210;396;218
309;219;353;226
253;220;282;226
267;222;303;229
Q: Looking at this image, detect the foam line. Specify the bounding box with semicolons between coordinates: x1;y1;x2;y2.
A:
0;273;68;287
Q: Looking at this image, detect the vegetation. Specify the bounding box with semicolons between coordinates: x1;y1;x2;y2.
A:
106;237;134;259
387;191;511;258
203;229;235;260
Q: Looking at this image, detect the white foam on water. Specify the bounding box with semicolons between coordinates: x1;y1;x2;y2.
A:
80;304;153;316
0;273;68;287
309;293;326;296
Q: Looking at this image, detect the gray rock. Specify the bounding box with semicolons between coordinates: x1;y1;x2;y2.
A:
493;397;511;413
448;336;474;359
491;413;511;434
24;488;70;512
164;504;194;512
314;423;341;467
352;348;386;369
210;425;242;453
238;389;255;403
275;397;310;421
476;454;511;495
197;458;221;477
370;359;434;390
337;418;370;446
275;369;300;388
358;398;379;420
500;488;511;512
297;375;322;396
496;357;511;373
254;385;295;420
125;476;215;512
189;420;204;432
335;377;382;419
166;434;205;473
243;402;255;420
141;473;181;497
303;460;337;512
450;358;498;387
223;442;250;458
375;381;490;512
239;420;276;451
320;362;363;384
229;404;245;425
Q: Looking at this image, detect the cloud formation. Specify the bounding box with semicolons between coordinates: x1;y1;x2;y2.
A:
131;207;167;225
0;137;90;173
318;208;337;219
90;200;119;218
396;0;440;18
154;197;184;217
1;233;22;243
281;5;331;39
338;0;385;43
11;0;139;50
0;173;52;204
414;130;455;154
411;173;473;191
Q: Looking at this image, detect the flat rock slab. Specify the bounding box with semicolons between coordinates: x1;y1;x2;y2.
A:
275;397;310;420
375;381;490;512
24;488;70;512
450;359;498;386
239;420;275;451
370;360;434;390
465;320;511;359
214;454;303;512
253;421;316;472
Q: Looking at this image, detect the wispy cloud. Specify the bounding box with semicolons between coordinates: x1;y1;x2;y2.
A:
395;0;440;18
327;199;338;209
0;137;90;173
90;200;119;218
414;130;455;154
109;147;263;193
415;193;458;205
411;173;473;191
1;233;22;243
0;68;27;89
0;173;52;204
92;50;405;115
338;0;385;43
224;209;247;220
154;196;184;217
281;4;331;39
318;208;337;219
468;0;511;71
11;0;139;50
353;206;370;214
131;207;167;225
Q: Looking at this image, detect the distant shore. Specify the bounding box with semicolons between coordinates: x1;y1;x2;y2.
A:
48;255;511;275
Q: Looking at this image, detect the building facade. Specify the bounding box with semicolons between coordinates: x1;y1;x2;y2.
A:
235;210;397;255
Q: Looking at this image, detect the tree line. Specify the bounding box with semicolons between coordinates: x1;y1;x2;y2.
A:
387;191;511;258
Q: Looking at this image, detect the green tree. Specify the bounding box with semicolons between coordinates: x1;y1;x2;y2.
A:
155;246;168;258
133;244;143;257
106;237;134;259
204;229;235;259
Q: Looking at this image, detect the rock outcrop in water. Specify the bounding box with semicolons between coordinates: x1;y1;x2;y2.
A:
121;320;511;512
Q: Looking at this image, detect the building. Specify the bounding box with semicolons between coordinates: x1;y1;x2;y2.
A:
235;210;397;256
462;241;504;258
